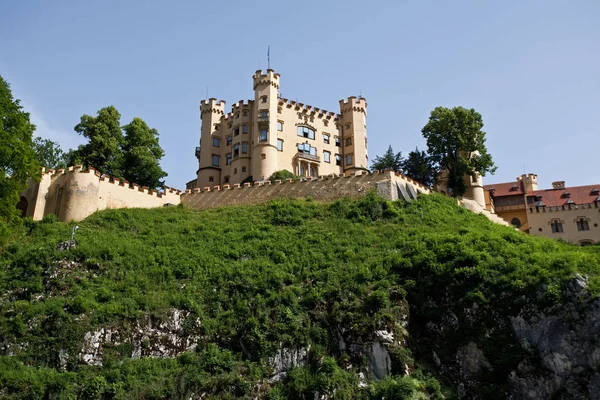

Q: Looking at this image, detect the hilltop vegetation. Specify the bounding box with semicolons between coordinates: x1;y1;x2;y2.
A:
0;193;598;399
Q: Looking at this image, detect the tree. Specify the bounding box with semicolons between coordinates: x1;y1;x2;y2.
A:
371;145;403;172
33;137;67;170
0;75;40;226
268;170;298;183
421;106;496;196
121;117;167;189
72;106;124;177
400;147;436;187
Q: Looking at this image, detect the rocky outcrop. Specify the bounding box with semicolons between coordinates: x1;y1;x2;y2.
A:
79;309;200;366
267;344;309;383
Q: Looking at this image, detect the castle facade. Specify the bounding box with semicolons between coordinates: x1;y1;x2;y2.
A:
191;70;368;189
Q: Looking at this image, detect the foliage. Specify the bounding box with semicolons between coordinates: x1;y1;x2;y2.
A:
371;145;403;172
0;75;40;232
70;106;124;177
0;194;598;398
401;147;436;188
422;106;496;196
33;137;67;170
122;117;167;189
268;169;298;183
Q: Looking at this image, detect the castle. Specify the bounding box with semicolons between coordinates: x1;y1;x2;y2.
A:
189;69;368;190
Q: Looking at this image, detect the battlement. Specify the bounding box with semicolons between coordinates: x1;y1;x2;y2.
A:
200;98;226;116
231;100;252;111
279;98;340;120
253;69;280;90
339;96;367;114
518;173;538;182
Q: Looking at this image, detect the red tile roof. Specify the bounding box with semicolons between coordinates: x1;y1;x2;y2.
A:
483;181;524;197
530;185;600;207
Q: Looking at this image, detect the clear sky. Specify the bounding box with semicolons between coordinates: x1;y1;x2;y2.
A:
1;0;598;190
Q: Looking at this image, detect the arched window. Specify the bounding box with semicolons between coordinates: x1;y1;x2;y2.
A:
550;220;563;233
297;126;315;140
576;217;590;231
579;240;593;246
511;218;521;228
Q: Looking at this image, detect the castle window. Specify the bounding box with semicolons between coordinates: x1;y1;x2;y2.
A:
243;110;248;116
233;144;240;158
225;153;232;165
335;154;341;166
260;130;268;142
242;142;248;154
323;134;330;144
277;121;283;131
226;136;232;146
345;123;351;130
260;111;268;119
243;125;248;134
211;155;220;167
576;218;590;231
235;112;240;119
261;96;268;103
224;176;230;184
277;139;283;151
298;143;317;156
323;120;329;127
297;126;315;140
212;137;220;147
234;127;240;136
335;136;341;147
261;153;266;160
277;107;282;114
242;166;247;172
346;153;353;166
551;220;563;233
345;137;352;147
324;151;331;163
511;218;521;228
209;176;214;182
214;124;220;131
365;137;368;148
234;168;238;174
227;121;232;129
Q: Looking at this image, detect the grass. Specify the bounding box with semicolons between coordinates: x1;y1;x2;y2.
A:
0;192;598;399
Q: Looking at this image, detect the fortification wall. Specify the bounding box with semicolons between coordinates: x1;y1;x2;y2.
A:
23;166;181;222
181;171;431;210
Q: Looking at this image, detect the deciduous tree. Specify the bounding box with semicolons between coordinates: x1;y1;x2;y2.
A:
122;117;167;189
421;106;496;196
371;145;403;173
33;137;67;170
0;75;40;226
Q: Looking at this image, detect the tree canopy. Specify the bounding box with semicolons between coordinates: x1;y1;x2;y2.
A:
421;106;496;196
33;137;67;170
401;147;436;188
122;117;167;189
0;75;40;228
371;145;403;173
69;107;167;189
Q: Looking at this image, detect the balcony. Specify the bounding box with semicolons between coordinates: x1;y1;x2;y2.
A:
195;146;201;160
296;151;320;162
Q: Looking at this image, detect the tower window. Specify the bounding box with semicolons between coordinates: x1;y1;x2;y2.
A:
242;142;248;154
225;153;232;165
242;166;247;172
226;136;232;146
233;144;240;157
335;136;341;147
260;130;268;141
261;96;268;103
277;121;283;131
234;168;237;174
211;155;220;167
346;154;353;166
323;134;330;144
345;123;351;130
260;111;268;119
261;153;266;160
209;176;214;182
212;137;220;147
298;143;316;156
335;154;341;166
243;110;248;116
277;139;283;151
324;151;331;163
224;176;230;183
576;218;590;231
235;112;239;119
234;127;240;136
297;126;315;140
345;137;352;147
243;125;248;134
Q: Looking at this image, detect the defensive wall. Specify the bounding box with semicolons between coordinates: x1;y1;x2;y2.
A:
21;165;181;222
181;170;431;210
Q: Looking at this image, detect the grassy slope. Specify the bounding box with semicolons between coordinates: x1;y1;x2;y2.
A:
0;193;598;399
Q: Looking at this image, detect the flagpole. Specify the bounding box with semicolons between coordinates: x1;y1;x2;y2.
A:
267;45;270;70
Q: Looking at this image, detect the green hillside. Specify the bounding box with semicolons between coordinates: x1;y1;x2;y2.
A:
0;193;598;399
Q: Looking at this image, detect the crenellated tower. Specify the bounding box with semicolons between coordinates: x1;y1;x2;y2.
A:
339;96;368;173
197;98;225;188
251;69;280;181
518;173;538;193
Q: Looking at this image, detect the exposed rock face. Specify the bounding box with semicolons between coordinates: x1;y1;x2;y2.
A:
79;309;200;366
267;344;309;383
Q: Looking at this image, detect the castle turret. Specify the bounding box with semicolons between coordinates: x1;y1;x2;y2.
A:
518;173;538;193
251;69;280;181
197;98;225;188
339;96;368;173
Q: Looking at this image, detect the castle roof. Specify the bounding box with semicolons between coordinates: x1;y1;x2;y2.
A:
529;184;600;207
484;181;524;197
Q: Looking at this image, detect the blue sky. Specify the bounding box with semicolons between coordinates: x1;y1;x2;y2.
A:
1;0;598;190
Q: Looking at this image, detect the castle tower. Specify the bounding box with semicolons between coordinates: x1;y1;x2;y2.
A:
251;69;280;181
197;98;225;188
464;171;486;207
519;173;538;193
339;96;368;173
